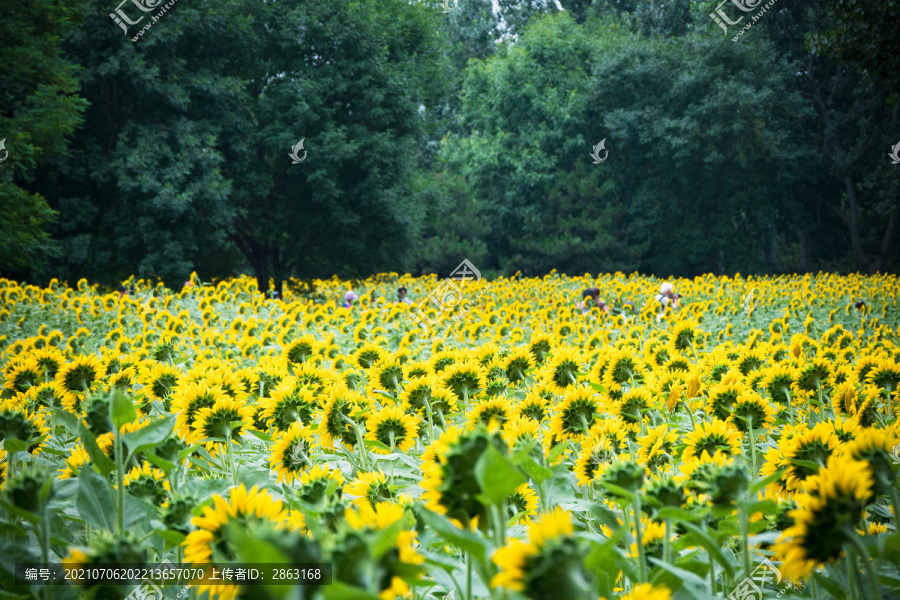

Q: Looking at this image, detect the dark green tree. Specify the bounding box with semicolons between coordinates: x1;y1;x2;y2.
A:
0;0;88;274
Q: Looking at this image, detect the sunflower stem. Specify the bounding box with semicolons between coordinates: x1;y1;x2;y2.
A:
115;425;125;535
466;551;473;600
845;530;883;600
663;519;671;564
781;387;795;426
632;494;647;583
388;431;396;486
739;500;751;580
423;397;436;445
225;432;237;486
748;417;757;477
886;384;894;419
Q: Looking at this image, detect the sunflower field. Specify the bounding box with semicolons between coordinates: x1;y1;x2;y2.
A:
1;272;899;600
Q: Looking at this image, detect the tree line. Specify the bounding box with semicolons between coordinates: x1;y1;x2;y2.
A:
1;0;898;293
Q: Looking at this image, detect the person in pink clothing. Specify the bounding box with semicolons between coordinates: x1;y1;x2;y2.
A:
343;290;359;308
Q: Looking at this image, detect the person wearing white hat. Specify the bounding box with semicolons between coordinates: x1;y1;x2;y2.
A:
655;282;680;312
343;290;359;308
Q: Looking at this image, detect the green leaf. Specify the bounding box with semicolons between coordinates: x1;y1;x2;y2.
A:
144;450;176;474
122;414;176;463
749;468;786;495
322;582;381;600
474;443;525;505
78;423;115;476
547;440;571;462
51;408;79;433
1;437;29;456
109;389;137;429
679;521;736;578
647;556;710;590
76;467;116;531
416;508;487;562
519;457;553;484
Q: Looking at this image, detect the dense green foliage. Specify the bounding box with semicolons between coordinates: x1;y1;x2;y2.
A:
1;0;898;286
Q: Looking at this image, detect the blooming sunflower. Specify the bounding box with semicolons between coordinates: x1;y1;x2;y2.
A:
466;397;514;430
491;508;590;598
190;397;255;449
728;392;776;433
320;383;371;450
269;422;315;484
184;485;290;600
680;419;742;463
365;404;418;454
336;502;424;600
171;382;228;441
345;470;393;508
542;346;583;393
441;360;485;408
704;382;744;421
549;387;602;441
54;355;104;413
262;377;319;432
504;347;536;384
574;437;616;486
774;454;874;582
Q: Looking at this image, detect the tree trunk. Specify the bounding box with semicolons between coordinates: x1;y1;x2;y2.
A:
844;176;870;269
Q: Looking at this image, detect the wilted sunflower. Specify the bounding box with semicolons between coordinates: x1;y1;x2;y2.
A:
270;422;315;484
774;454;874;582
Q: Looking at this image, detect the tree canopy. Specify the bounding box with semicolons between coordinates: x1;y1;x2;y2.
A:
2;0;898;286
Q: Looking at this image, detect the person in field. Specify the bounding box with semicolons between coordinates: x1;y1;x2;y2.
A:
343;290;359;308
397;287;412;305
576;287;612;314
